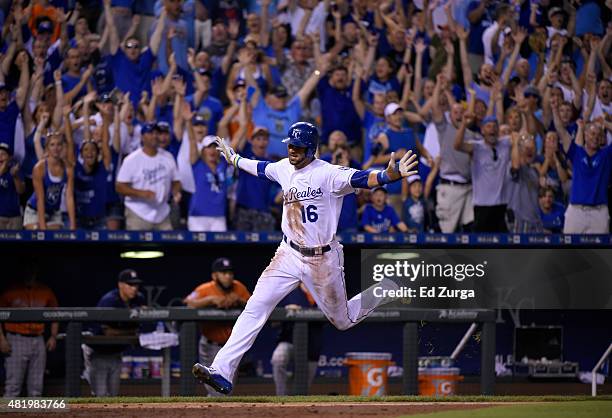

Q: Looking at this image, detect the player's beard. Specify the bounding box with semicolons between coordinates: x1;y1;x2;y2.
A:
288;153;306;166
215;278;233;292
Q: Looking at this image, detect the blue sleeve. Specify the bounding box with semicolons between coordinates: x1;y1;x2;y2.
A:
257;161;270;179
350;169;374;188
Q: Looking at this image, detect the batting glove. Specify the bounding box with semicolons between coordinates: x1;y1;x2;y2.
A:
215;136;238;166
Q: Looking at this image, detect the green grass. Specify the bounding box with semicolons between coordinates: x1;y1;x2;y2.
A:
399;400;612;418
67;395;612;404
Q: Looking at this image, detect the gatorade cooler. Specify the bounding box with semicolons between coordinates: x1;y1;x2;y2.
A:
345;352;393;396
418;367;463;397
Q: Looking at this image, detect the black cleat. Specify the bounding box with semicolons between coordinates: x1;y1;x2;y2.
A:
192;363;233;394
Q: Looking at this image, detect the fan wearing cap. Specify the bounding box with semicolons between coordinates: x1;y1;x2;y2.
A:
0;51;29;160
105;1;165;107
184;257;250;395
183;105;228;231
28;4;61;43
116;122;182;230
455;114;512;232
402;174;431;233
371;102;432;216
361;186;408;233
546;7;569;46
176;98;211;201
148;121;175;158
86;269;145;397
250;58;326;159
0;142;25;229
233;126;277;231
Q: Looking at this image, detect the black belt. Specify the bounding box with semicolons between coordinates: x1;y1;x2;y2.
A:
439;178;471;186
283;235;331;257
7;332;42;338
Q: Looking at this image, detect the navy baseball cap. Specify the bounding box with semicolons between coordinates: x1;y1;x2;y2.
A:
198;68;212;78
156;121;171;132
141;122;158;134
37;20;54;34
371;186;388;194
524;85;541;99
193;114;207;126
98;92;114;103
212;258;233;272
271;85;288;98
118;269;143;285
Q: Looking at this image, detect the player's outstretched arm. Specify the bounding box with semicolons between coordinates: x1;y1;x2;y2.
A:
215;136;273;179
350;151;418;189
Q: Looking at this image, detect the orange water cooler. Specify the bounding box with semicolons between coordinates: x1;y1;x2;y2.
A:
344;352;393;396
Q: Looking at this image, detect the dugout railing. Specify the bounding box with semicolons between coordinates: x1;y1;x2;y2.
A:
0;307;496;396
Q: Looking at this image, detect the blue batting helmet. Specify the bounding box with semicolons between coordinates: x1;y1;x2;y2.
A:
282;122;319;159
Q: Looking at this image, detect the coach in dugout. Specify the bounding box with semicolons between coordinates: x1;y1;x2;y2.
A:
0;265;58;397
183;257;250;396
84;269;146;397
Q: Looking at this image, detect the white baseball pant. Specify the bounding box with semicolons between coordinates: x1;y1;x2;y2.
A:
211;240;398;382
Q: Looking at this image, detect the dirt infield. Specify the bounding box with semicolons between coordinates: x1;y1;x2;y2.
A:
5;401;494;418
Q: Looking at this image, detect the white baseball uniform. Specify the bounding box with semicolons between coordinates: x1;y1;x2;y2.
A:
210;158;398;382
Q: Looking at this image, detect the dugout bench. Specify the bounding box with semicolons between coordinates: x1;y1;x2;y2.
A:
0;307;496;396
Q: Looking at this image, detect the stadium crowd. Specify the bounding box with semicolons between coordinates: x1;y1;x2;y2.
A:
0;0;610;234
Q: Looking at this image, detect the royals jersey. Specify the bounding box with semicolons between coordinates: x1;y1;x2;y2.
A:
259;159;359;246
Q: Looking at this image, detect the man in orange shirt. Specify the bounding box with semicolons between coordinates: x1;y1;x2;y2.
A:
0;267;58;397
184;257;250;396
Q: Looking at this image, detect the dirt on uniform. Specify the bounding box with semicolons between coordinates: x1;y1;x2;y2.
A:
5;401;494;418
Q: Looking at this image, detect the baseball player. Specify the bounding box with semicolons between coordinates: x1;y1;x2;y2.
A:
193;121;418;394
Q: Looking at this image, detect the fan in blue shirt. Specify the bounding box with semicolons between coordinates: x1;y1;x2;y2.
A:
538;187;565;234
362;187;408;233
316;66;362;146
192;71;223;135
561;121;612;234
402;176;427;233
250;64;322;160
103;0;166;107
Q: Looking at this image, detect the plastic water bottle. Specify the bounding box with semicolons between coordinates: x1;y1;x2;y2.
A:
155;321;165;333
